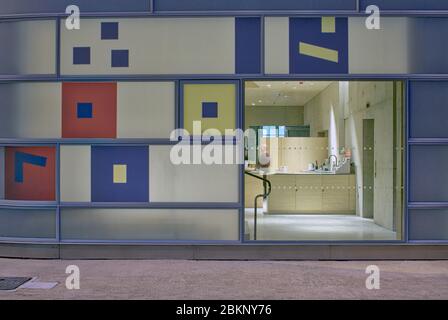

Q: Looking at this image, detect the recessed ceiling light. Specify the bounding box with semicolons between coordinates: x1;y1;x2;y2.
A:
258;100;262;103
266;84;272;88
251;103;255;106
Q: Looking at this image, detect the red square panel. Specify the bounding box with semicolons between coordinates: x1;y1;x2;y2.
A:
5;146;56;201
62;82;117;138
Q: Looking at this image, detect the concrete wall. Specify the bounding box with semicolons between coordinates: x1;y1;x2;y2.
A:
304;81;398;230
304;82;342;157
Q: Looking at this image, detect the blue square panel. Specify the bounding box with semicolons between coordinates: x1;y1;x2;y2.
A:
91;146;149;202
101;22;119;40
202;102;218;118
77;103;93;119
111;50;129;67
73;47;91;65
289;17;348;74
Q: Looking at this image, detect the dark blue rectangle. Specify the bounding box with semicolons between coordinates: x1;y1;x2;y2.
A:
409;146;448;202
154;0;357;11
111;50;129;68
360;0;448;10
91;146;149;203
235;17;261;74
77;102;93;118
289;17;348;74
101;22;119;40
0;0;150;15
410;82;448;138
73;47;90;65
202;102;218;118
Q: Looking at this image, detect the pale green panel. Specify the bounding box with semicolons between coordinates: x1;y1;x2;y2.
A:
61;208;240;241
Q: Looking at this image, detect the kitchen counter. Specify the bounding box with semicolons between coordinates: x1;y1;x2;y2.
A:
248;170;357;214
245;169;353;176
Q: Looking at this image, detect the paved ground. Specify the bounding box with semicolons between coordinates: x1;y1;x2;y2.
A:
0;259;447;299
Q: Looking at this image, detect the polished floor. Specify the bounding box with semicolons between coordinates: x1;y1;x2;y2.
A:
245;209;397;241
1;259;447;299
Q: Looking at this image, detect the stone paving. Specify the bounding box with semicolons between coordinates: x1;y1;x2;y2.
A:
0;259;447;299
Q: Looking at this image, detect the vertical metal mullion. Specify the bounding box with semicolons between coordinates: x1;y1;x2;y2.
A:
239;79;246;242
260;15;265;76
405;79;411;243
55;142;61;242
55;17;61;78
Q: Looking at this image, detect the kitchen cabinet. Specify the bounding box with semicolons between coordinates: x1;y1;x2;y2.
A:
267;175;296;212
266;174;356;214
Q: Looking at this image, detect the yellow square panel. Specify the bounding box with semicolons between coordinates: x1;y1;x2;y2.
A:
183;83;236;135
113;164;127;184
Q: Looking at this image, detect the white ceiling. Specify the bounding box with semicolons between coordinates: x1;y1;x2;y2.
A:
245;81;333;107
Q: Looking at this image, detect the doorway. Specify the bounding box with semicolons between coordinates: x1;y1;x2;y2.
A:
362;119;374;219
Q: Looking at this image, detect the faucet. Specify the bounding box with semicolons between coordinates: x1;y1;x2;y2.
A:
328;155;338;171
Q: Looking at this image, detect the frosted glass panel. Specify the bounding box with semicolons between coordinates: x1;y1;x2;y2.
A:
410;146;448;202
61;208;239;241
409;210;448;241
117;82;175;138
0;208;56;238
150;146;239;202
61;18;235;75
0;83;61;138
60;145;91;202
0;20;56;75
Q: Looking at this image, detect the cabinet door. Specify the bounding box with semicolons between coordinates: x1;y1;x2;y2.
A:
348;175;357;212
322;175;350;213
267;175;296;212
296;175;323;212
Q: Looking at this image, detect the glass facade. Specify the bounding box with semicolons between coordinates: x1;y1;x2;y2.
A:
0;1;447;254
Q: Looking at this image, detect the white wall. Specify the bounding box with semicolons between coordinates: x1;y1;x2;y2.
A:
60;145;91;202
117;82;175;138
0;83;61;138
304;82;342;158
61;18;235;75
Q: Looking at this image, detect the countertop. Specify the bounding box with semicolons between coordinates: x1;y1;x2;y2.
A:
245;169;354;176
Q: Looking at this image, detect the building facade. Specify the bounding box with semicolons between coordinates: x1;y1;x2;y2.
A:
0;0;448;259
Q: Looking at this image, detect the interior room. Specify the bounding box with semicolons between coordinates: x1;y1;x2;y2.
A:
244;80;404;241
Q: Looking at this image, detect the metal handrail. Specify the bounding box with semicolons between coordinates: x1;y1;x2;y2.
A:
244;171;272;240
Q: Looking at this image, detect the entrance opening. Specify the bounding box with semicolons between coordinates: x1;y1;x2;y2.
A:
244;80;404;241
